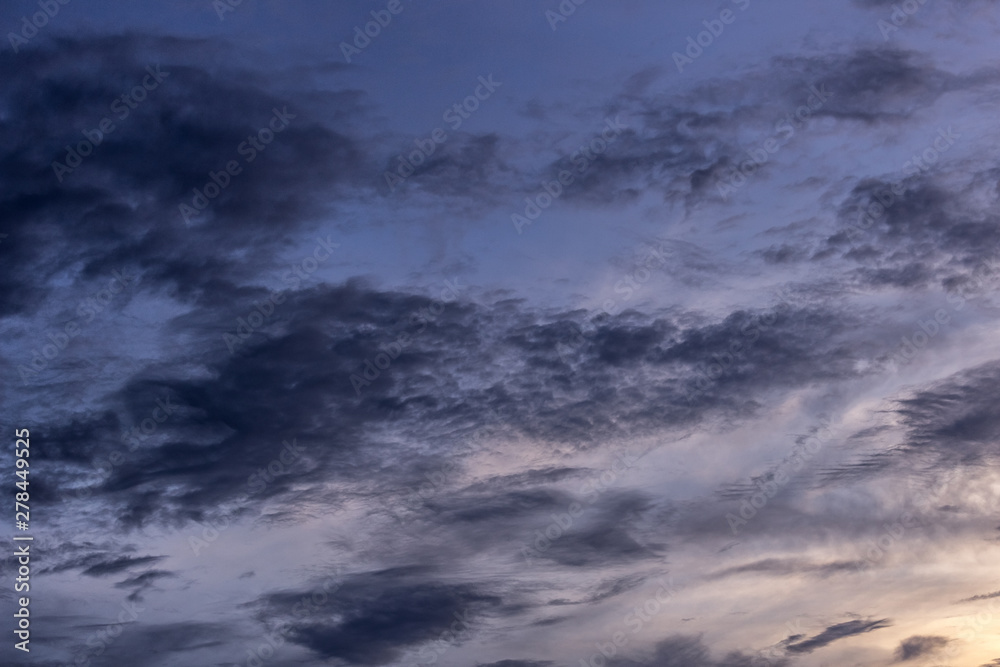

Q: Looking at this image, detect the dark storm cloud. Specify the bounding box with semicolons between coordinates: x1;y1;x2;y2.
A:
382;44;974;219
895;635;950;661
894;360;1000;463
252;568;507;666
26;273;880;536
785;618;891;653
524;46;982;212
523;493;662;568
821;168;1000;291
804;361;1000;492
0;33;365;317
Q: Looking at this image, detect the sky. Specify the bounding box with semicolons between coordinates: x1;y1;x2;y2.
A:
1;0;1000;665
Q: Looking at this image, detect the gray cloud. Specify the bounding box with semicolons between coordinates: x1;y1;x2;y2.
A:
895;634;950;661
785;618;891;653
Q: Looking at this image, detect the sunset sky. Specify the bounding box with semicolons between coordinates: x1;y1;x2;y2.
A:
2;1;1000;665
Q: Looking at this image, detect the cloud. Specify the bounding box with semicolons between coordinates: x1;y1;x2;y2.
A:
957;590;1000;603
251;568;507;666
786;618;891;653
707;557;866;580
895;635;950;661
39;552;166;577
0;33;366;318
618;635;790;667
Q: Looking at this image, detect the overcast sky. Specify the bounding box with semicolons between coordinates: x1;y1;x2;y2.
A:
2;1;1000;666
